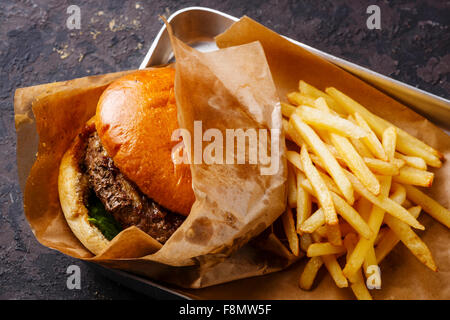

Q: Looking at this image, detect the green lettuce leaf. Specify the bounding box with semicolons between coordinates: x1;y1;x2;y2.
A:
87;194;122;241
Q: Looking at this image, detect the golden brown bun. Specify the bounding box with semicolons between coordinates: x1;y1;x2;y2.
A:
95;67;194;216
58;120;110;255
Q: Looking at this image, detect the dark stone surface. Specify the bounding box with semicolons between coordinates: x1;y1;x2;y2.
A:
0;0;448;299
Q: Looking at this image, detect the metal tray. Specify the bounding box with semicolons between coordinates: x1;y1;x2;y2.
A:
98;6;450;300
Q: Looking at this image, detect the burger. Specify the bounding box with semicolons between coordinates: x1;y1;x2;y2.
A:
58;67;195;255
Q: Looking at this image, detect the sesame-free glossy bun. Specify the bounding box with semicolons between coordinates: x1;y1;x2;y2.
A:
95;67;194;216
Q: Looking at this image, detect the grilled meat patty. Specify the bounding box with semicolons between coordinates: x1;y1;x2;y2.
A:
83;131;185;244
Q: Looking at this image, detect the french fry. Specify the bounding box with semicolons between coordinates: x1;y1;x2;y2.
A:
311;231;324;243
306;153;326;170
299;80;346;115
287;92;302;106
313;97;335;114
308;100;371;188
350;136;373;158
326;224;343;246
291;114;354;204
309;152;347;178
287;121;305;146
286;150;303;172
393;166;434;187
316;129;334;145
281;207;300;256
331;192;373;239
300;233;313;252
326;87;442;159
389;125;442;166
362;246;379;279
287;92;315;106
349;276;373;300
345;171;424;230
402;199;414;208
296;171;312;231
375;206;422;263
375;230;399;264
299;80;324;97
310;144;347;171
363;157;399;176
343;234;373;300
299;208;325;234
384;189;437;271
314;225;328;238
382;126;397;161
322;254;348;288
406;205;423;219
326;143;341;157
299;256;323;290
317;169;345;197
330;133;380;195
281;102;296;118
392;158;406;169
297;179;316;199
298;179;350;245
374;227;389;246
282;118;292;141
403;184;450;228
315;224;344;245
408;205;423;217
355;197;373;222
354;112;387;161
384;214;437;271
308;218;356;245
297;178;344;244
390;183;406;205
395;152;427;170
302;94;320;107
343;233;359;253
343;176;392;278
325;87;442;167
287;166;297;208
296;106;368;138
322;143;346;164
307;242;346;257
299;144;338;225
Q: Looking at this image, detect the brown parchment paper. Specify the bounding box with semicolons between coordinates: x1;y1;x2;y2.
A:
15;16;449;299
14;23;295;289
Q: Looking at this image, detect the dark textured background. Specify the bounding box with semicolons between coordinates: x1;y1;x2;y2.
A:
1;0;449;299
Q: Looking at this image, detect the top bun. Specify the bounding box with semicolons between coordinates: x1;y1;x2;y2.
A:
95;67;194;216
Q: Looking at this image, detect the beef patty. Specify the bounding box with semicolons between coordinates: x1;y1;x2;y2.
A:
83;131;185;244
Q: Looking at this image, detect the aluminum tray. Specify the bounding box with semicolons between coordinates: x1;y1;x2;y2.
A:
97;6;450;300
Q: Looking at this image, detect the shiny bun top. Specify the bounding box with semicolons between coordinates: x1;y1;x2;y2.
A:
96;67;194;216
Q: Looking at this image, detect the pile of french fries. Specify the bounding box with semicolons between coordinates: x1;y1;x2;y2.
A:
280;81;450;300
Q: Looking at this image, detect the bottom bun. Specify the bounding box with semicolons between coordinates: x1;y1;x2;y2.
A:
58;120;110;255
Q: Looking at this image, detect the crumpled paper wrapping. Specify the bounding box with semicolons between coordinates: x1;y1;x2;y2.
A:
14;20;293;289
15;16;449;298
